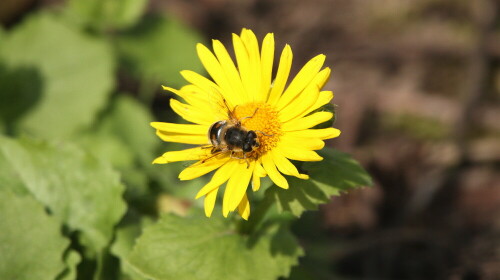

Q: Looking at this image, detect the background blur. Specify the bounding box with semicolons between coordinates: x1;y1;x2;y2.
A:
1;0;499;279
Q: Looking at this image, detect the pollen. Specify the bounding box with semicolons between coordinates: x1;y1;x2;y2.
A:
234;102;282;156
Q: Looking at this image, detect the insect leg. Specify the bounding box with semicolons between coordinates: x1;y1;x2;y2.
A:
239;108;259;122
255;130;274;137
243;152;250;168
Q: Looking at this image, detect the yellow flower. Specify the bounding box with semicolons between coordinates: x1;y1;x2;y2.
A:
151;28;340;220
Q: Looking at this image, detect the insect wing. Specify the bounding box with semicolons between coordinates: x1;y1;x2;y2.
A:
185;148;229;168
205;86;240;121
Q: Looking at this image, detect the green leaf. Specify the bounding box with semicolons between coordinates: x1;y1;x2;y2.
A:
116;15;204;87
77;95;159;195
56;250;82;280
0;136;126;254
111;219;153;280
0;12;114;139
267;147;372;217
0;189;69;280
78;133;135;170
268;178;330;217
0;63;43;129
65;0;148;31
306;148;372;194
98;95;159;165
111;223;143;260
127;212;303;280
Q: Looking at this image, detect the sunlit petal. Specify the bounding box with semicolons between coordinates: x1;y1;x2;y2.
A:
275;54;325;110
261;153;288;189
237;194;250;220
281;111;333;131
222;161;254;216
204;188;218;217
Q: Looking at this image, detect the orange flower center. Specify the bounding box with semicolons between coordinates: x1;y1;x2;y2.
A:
233;102;282;158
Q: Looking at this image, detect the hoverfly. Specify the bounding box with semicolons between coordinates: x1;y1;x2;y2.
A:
205;98;261;166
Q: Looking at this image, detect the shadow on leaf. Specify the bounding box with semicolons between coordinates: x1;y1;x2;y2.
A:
0;63;44;133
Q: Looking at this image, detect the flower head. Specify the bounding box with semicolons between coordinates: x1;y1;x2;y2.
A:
151;28;340;220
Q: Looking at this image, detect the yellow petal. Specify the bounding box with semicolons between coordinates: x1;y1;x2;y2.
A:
305;90;333;116
278;82;320;123
173;85;225;118
153;146;211;164
251;160;266;191
196;43;237;106
318;90;334;105
212;39;246;105
164;84;208;104
276;54;325;110
272;148;309;179
281;111;333;131
291;82;334;121
204;188;218;217
241;28;260;53
279;145;323;162
164;85;222;119
314;67;331;89
152;156;169;164
260;33;274;102
254;160;267;177
286;127;341;140
195;160;239;199
267;44;292;105
280;135;325;150
170;99;216;125
232;33;254;103
162;85;183;97
151;122;208;135
156;130;207;145
240;29;261;102
175;75;230;119
171;85;208;109
237;193;250;220
251;174;261;192
261;153;289;189
179;157;229;180
222;161;254;216
180;70;222;100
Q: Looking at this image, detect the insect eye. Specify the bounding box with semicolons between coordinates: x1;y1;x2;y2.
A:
248;131;257;139
242;143;252;152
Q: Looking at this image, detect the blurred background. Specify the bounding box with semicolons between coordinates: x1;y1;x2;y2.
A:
1;0;499;279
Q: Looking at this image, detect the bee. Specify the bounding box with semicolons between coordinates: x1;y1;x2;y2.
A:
207;102;260;165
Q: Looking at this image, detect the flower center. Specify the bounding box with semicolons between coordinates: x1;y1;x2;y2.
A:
233;102;281;157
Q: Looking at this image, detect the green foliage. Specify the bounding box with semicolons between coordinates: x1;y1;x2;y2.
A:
58;250;82;280
0;64;43;128
116;15;205;87
0;136;126;254
111;219;152;280
77;95;160;195
0;12;114;139
66;0;148;31
267;148;372;217
127;212;303;280
97;95;159;165
0;190;71;280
